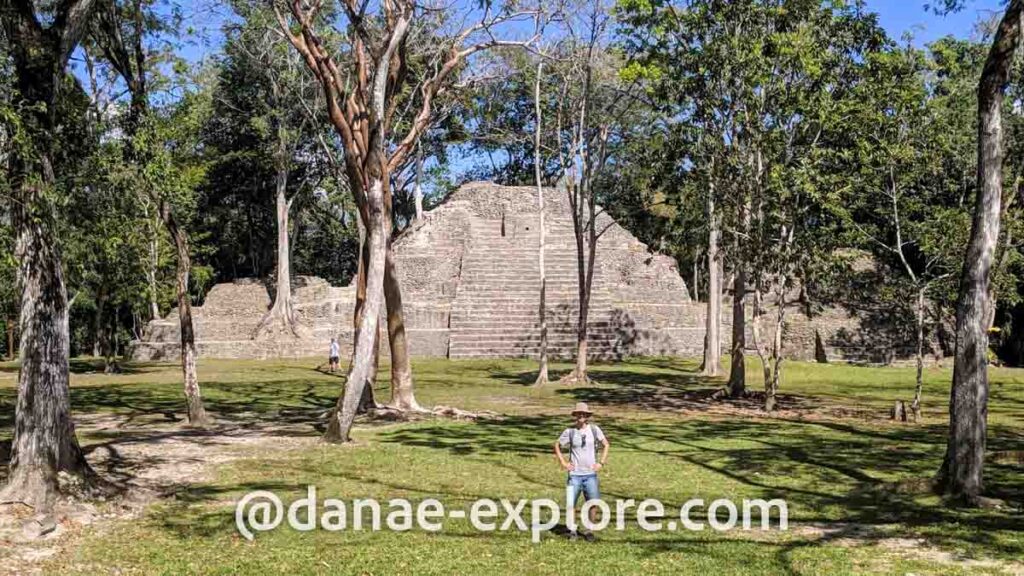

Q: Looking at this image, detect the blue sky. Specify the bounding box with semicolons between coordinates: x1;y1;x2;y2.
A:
865;0;1004;44
169;0;1004;64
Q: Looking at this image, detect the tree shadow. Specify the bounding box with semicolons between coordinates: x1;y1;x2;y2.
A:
375;410;1024;561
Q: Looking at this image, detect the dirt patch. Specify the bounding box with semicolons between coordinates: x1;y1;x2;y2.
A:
0;413;319;576
0;405;504;574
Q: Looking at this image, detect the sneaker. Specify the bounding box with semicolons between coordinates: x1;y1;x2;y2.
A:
567;531;579;541
582;531;596;542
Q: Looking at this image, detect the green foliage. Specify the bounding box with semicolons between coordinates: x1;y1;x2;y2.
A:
199;1;359;283
617;0;890;306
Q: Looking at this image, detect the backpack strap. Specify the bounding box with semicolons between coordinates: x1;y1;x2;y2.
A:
569;428;576;466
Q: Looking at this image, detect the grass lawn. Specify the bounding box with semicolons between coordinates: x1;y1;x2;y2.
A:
0;356;1022;575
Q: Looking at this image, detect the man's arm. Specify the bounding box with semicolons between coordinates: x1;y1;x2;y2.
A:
593;429;610;471
554;441;573;471
598;439;610;468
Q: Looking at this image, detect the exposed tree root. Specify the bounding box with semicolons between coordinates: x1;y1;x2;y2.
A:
558;370;594;386
251;305;309;340
0;467;120;514
319;403;497;432
430;405;500;421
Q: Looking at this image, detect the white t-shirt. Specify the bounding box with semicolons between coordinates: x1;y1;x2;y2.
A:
329;341;340;358
558;424;606;476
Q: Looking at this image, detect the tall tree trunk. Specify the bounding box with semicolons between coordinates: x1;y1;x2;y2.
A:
254;164;300;338
146;205;161;320
1;183;98;508
560;174;594;386
5;319;14;360
325;175;389;443
413;140;424;222
911;286;926;422
533;61;549;386
702;181;722;377
727;267;746;397
350;217;378;414
765;286;786;412
565;186;597;385
92;282;107;358
692;256;700;302
751;285;772;396
1;0;101;507
164;207;209;427
938;0;1022;505
384;243;420;411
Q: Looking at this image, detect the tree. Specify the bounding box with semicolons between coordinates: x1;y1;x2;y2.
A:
619;0;886;409
90;0;212;425
834;39;984;422
275;0;541;442
548;0;638;386
938;0;1023;506
0;0;104;508
701;153;722;378
221;1;324;339
533;60;550;386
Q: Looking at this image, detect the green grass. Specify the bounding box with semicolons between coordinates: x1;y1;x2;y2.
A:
1;356;1022;575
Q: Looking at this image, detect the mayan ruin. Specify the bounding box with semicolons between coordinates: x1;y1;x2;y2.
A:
130;182;914;364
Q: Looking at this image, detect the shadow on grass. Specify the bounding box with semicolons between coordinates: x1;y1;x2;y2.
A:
1;357;1022;571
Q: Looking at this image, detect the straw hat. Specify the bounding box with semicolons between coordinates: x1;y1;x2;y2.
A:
571;402;593;416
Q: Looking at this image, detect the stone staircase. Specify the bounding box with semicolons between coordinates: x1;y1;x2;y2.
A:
448;216;620;359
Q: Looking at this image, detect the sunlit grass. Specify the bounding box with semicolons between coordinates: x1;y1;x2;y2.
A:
1;356;1022;574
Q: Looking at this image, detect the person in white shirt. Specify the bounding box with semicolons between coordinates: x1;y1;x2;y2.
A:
328;338;340;373
554;402;610;541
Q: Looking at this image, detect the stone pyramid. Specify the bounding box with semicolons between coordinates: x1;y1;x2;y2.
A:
131;182;707;360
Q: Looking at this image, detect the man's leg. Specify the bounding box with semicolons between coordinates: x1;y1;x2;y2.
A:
581;474;601;541
567;475;583;538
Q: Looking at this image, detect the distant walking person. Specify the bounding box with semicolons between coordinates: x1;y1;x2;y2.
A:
328;337;340;373
554;402;610;541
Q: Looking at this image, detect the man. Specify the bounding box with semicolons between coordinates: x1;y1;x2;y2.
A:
554;401;609;541
328;337;340;373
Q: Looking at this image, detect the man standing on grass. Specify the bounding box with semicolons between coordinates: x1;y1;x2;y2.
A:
328;337;340;373
554;401;610;541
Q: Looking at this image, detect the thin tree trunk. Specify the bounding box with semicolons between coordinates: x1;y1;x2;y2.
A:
102;305;120;374
911;286;926;422
938;0;1022;505
384;242;420;411
560;175;593;386
325;176;389;443
164;207;209;427
566;186;597;385
751;285;772;396
766;286;786;412
146;205;160;320
727;267;746;397
93;283;107;358
413;140;424;222
108;306;121;369
253;164;300;338
533;61;549;386
692;256;700;302
5;319;14;360
703;179;722;377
